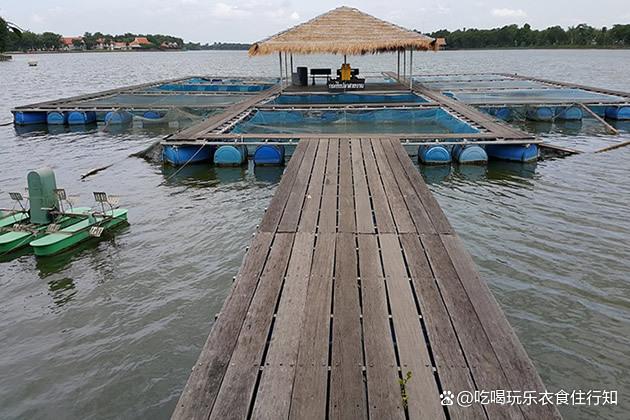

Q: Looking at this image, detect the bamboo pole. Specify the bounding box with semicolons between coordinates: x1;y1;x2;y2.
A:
284;52;289;86
397;51;400;79
278;52;283;91
402;50;406;82
579;104;619;135
595;140;630;153
409;49;413;90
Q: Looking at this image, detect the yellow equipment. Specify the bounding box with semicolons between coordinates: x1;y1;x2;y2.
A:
340;64;352;82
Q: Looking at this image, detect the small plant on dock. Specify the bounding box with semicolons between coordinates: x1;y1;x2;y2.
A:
399;371;413;409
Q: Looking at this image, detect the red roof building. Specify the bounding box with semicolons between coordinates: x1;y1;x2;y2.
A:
129;37;152;48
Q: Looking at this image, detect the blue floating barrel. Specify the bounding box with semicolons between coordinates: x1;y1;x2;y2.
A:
143;111;162;120
67;111;96;125
555;106;583;120
254;145;285;166
486;144;538;162
452;144;488;164
214;145;247;166
526;107;554;122
494;107;512;121
605;106;630;120
105;110;133;125
46;111;67;125
13;111;47;125
163;145;213;165
418;145;452;165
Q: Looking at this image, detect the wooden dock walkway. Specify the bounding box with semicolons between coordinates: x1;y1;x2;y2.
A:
172;138;560;420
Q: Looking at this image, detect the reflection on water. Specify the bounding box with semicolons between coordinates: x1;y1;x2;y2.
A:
486;160;538;181
452;163;487;181
253;166;285;184
161;162;285;188
47;277;77;308
419;164;452;184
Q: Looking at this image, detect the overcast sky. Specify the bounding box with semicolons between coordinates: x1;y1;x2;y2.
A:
1;0;629;43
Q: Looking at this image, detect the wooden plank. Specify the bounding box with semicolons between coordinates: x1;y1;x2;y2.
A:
357;235;405;419
298;139;328;232
318;138;339;233
361;139;396;233
172;232;274;420
595;139;630;153
251;233;316;419
441;234;562;419
421;234;524;420
579;104;619;135
399;234;487;420
330;233;367;419
350;139;375;234
209;233;295;419
371;139;416;233
338;139;356;233
380;138;435;234
277;140;319;232
289;233;336;419
388;139;453;234
379;234;445;420
259;141;308;232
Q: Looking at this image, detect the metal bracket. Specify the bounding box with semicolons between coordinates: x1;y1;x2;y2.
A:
89;226;104;238
46;224;60;233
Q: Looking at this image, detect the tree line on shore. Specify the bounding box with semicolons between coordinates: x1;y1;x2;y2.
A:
0;18;184;52
4;16;630;54
429;23;630;49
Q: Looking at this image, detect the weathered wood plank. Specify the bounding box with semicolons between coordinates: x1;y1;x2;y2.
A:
330;233;367;419
421;233;524;420
388;139;453;234
289;233;337;420
277;140;319;232
441;233;562;419
338;139;356;233
379;234;445;420
251;232;316;419
259;141;308;233
381;138;435;234
209;233;295;420
172;232;274;420
298;139;328;233
371;139;416;233
399;233;487;420
362;139;396;233
318;138;339;233
357;235;405;419
350;139;375;234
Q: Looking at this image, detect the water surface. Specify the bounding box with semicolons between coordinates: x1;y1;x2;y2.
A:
1;50;629;419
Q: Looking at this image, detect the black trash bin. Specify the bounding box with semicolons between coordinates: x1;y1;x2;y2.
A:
296;66;308;86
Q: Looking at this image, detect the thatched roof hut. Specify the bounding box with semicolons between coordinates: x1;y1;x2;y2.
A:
249;6;441;56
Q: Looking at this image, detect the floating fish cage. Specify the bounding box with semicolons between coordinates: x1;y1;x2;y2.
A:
12;72;630;172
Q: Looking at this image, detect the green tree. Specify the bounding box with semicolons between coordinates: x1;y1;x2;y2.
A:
0;17;22;53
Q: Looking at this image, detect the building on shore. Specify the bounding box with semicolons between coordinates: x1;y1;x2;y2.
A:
129;37;152;49
61;36;84;51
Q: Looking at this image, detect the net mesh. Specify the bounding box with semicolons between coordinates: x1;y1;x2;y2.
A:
446;88;626;104
271;93;427;105
76;93;249;107
230;108;479;135
421;80;546;90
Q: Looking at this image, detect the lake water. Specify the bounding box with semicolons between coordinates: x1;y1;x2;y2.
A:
1;50;629;419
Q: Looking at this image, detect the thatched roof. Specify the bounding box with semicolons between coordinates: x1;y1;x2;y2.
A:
249;6;440;56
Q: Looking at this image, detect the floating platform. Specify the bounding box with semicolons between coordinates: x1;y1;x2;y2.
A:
172;138;560;420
